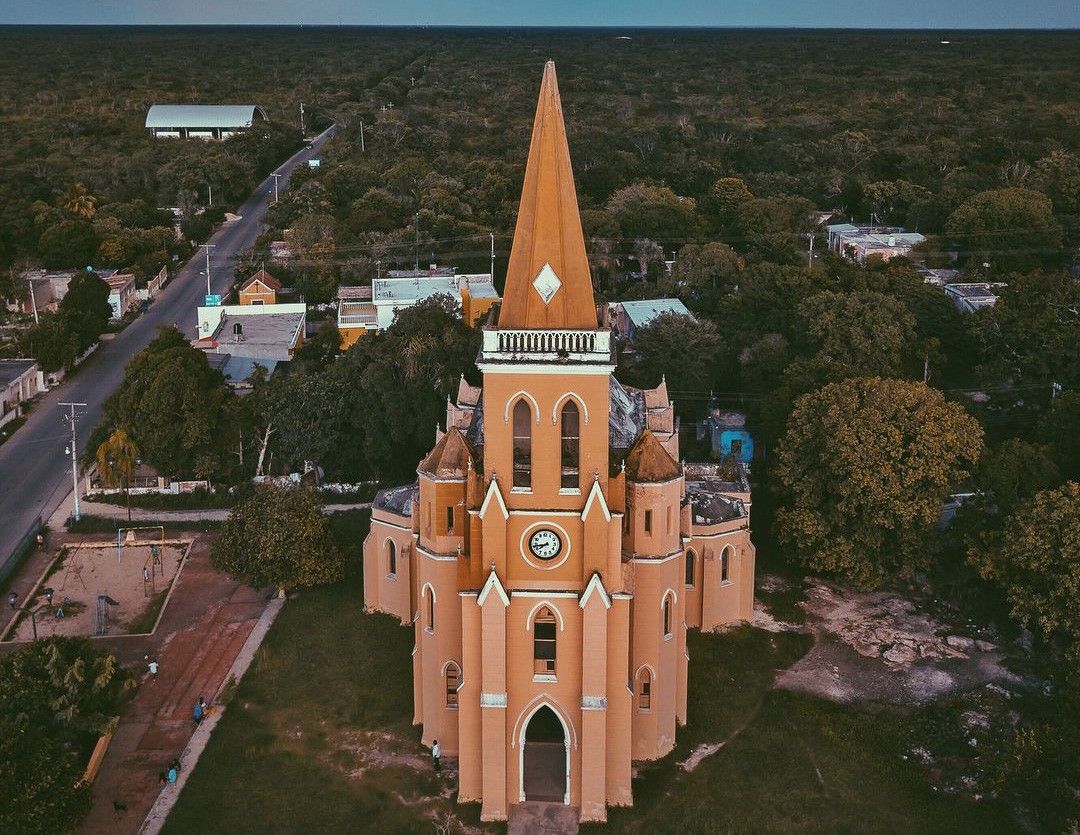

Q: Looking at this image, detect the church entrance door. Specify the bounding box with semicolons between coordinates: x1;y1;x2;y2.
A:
522;705;568;803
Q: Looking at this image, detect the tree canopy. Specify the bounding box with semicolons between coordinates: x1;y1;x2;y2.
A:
0;637;135;835
775;377;984;588
101;327;230;478
968;481;1080;661
211;485;344;591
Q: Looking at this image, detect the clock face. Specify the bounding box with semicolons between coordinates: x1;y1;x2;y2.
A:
528;529;562;560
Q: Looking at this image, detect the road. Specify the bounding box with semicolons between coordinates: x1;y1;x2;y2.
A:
0;125;335;570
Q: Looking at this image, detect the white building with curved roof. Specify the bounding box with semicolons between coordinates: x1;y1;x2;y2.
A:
145;104;268;139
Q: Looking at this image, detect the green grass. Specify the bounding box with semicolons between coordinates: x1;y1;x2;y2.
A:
0;415;26;448
164;510;499;835
586;627;1017;834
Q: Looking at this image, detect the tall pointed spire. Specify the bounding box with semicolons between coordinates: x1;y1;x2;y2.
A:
498;62;597;330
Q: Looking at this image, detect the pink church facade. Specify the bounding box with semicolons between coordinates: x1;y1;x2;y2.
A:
362;62;755;823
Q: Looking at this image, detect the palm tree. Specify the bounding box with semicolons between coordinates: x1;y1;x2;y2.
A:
63;183;97;219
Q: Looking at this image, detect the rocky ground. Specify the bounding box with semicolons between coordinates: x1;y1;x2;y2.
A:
763;576;1026;705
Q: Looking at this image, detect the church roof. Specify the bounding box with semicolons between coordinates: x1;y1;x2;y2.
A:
498;62;597;330
418;426;475;479
624;429;680;483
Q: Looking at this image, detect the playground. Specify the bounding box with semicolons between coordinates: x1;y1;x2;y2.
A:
6;528;191;641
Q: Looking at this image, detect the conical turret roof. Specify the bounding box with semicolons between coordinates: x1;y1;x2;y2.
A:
498;62;597;330
418;427;475;479
624;430;680;483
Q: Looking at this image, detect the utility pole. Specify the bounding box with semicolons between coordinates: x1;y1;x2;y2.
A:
806;233;814;268
271;173;282;204
490;232;496;284
60;402;86;522
359;120;365;152
200;244;216;297
207;183;213;206
415;213;420;272
300;102;305;135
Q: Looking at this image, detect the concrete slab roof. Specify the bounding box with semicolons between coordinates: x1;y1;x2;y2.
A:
617;298;691;328
0;359;37;387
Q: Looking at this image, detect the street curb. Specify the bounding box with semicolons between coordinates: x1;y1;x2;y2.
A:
137;593;286;834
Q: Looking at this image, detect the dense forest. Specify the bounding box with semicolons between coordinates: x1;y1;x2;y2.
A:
1;27;1078;830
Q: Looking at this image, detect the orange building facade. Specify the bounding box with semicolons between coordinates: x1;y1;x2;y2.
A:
362;62;755;823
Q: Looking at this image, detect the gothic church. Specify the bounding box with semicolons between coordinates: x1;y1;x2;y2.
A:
362;61;755;823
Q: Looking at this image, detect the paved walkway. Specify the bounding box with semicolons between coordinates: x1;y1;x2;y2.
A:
75;535;274;835
508;802;581;834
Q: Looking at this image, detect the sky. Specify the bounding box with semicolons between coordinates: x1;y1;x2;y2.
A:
1;0;1078;29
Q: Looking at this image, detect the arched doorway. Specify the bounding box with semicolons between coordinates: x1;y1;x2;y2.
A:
522;705;568;803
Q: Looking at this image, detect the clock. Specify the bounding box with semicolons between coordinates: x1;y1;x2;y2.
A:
528;529;562;560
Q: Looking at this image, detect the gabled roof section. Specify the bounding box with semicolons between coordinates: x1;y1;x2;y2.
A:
581;478;611;523
241;269;282;292
498;62;596;331
478;477;508;520
418;427;475;479
579;572;612;610
477;569;510;608
625;429;681;483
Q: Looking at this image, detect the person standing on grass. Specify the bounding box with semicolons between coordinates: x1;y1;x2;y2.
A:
431;739;441;772
193;696;206;726
148;657;158;680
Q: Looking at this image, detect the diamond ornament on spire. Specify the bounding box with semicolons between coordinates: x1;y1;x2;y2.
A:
532;263;561;304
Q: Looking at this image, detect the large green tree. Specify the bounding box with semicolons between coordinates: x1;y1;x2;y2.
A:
58;271;112;350
211;485;344;592
946;187;1061;271
775;377;983;588
619;311;725;401
102;327;231;478
794;290;917;379
968;481;1080;661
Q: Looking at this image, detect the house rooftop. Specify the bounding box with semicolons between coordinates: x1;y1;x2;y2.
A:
615;298;691;329
0;359;37;387
207;312;304;359
104;274;135;291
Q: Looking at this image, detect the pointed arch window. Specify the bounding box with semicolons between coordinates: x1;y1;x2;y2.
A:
425;588;435;633
445;662;460;707
513;399;532;489
560;400;580;489
533;607;557;676
663;594;673;638
637;669;652;711
387;540;397;577
721;547;731;584
685;549;695;587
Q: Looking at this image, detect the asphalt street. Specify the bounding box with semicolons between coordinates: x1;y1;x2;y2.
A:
0;125;335;570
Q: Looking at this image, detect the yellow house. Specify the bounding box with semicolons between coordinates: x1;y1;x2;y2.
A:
238;269;281;306
362;62;755;824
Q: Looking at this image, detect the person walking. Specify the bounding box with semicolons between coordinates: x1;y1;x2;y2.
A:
193;696;206;726
431;739;441;773
167;763;178;785
147;658;159;680
36;533;44;551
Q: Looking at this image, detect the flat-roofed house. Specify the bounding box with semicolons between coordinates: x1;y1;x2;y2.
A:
944;282;1005;314
105;274;137;320
0;359;40;429
145;104;269;140
611;298;692;342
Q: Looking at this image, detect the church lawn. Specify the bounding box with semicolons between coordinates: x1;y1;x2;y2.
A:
587;628;1019;834
163;510;497;834
162;577;497;834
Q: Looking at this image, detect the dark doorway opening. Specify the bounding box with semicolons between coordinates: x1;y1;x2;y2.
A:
523;706;567;802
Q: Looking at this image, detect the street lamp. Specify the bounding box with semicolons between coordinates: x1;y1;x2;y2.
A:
7;588;52;641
